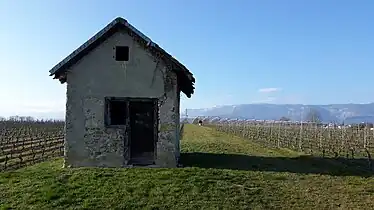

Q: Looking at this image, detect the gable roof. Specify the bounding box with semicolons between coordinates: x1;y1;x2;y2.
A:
49;17;195;98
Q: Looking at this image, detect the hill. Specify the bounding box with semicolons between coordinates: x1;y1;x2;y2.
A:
1;125;374;209
186;103;374;123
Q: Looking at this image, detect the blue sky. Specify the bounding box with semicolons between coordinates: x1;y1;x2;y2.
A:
1;0;374;118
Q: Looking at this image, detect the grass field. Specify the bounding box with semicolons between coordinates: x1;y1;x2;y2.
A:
1;124;374;209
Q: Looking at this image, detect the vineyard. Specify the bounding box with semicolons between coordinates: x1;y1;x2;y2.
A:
0;120;65;171
2;117;374;172
202;119;374;170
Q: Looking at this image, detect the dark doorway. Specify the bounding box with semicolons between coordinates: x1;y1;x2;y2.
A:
129;100;157;165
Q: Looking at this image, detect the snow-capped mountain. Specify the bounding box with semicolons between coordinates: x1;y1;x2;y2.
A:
184;103;374;123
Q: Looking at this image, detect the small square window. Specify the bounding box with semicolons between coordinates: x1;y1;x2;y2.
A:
115;46;129;61
105;98;127;126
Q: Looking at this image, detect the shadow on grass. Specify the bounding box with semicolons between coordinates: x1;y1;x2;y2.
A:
180;152;374;177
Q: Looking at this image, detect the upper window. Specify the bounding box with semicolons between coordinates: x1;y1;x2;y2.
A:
115;46;129;61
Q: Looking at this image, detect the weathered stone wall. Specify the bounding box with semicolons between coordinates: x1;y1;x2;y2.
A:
64;30;179;168
175;87;181;162
155;71;179;167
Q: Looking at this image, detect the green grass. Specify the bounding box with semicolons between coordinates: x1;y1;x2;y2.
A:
1;125;374;209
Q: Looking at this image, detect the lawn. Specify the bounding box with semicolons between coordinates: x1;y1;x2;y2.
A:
1;125;374;210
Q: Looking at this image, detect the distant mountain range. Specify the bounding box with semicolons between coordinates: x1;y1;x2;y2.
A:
184;103;374;124
6;103;374;124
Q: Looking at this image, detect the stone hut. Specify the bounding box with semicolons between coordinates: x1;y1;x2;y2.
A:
48;17;195;168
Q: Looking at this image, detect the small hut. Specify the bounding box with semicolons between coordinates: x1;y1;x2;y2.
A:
48;17;195;168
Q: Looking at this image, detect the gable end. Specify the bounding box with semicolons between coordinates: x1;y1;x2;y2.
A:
49;17;195;98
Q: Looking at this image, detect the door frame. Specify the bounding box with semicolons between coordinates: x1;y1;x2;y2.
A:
127;97;158;165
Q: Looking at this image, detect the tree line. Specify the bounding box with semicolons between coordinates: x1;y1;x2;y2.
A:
0;116;63;123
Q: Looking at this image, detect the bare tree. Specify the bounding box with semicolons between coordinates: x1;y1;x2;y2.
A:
25;116;35;122
279;116;291;121
305;109;322;123
9;115;20;121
